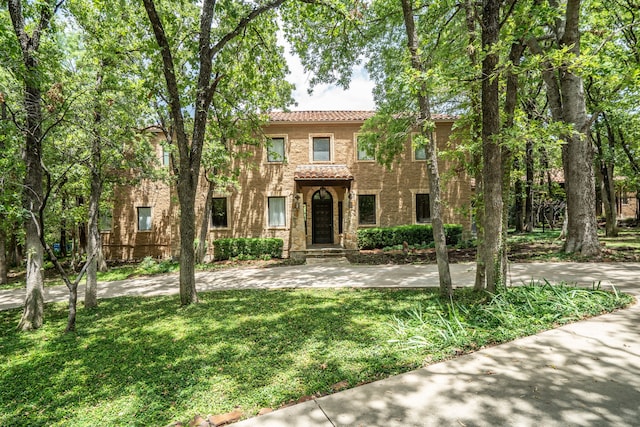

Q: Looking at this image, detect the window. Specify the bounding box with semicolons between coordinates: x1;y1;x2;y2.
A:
211;197;228;228
162;147;170;166
100;211;113;232
267;137;285;162
414;146;426;160
358;195;376;225
313;137;331;161
416;193;431;223
137;207;152;231
412;133;427;160
268;197;286;227
356;135;375;161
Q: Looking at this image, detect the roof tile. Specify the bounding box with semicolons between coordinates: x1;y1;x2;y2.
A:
294;164;354;181
269;111;456;123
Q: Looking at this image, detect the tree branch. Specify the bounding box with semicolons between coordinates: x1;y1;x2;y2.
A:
209;0;287;60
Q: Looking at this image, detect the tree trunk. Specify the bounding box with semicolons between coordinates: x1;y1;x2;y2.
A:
603;117;618;236
0;227;7;285
400;0;453;297
178;179;199;304
17;65;45;332
60;195;68;258
481;0;504;292
473;162;486;291
85;71;104;308
514;160;524;233
559;0;600;256
0;103;7;285
76;196;87;258
195;178;215;265
463;0;486;291
10;0;60;330
500;41;525;283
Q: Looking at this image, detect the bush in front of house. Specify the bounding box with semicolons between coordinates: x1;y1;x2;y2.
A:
357;224;463;250
213;238;283;261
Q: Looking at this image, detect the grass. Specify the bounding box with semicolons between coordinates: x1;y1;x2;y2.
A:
0;285;633;426
506;227;640;262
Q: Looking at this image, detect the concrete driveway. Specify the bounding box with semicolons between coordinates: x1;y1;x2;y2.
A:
1;262;638;311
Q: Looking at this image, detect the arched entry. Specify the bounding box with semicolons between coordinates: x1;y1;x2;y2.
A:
312;188;333;244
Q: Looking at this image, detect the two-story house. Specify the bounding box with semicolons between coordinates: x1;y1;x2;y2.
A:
101;111;472;260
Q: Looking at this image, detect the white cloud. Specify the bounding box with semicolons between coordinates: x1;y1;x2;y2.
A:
282;38;375;111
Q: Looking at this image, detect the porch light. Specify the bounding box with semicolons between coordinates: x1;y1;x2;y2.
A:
319;187;329;199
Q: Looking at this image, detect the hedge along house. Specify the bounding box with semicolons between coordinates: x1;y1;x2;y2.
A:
101;111;473;261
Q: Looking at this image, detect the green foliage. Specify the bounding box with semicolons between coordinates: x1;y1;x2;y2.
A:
357;224;463;250
388;283;633;354
0;286;631;425
213;237;283;261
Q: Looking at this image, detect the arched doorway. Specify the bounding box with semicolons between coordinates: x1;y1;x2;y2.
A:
312;188;333;244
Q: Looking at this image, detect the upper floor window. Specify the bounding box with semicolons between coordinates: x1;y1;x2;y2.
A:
412;132;427;161
358;195;376;225
267;137;285;162
211;197;228;228
137;207;152;231
356;135;375;161
313;137;331;162
162;147;170;166
416;193;431;223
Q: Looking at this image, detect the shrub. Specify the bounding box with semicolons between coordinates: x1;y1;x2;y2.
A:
213;238;283;261
357;224;463;250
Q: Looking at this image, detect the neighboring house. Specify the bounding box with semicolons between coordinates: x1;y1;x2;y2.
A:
101;111;473;260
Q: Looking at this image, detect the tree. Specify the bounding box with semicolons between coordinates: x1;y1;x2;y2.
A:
480;0;505;291
141;0;292;304
67;0;157;308
399;0;453;296
529;0;600;256
5;0;62;331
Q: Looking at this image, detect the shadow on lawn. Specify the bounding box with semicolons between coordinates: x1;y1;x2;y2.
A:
315;302;640;427
0;288;431;426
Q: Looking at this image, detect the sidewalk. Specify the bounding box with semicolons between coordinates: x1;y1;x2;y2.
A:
2;262;639;426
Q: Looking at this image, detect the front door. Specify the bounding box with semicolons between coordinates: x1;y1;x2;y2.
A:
312;189;333;244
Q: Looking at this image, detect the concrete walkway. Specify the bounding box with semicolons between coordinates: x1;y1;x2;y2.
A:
2;262;639;426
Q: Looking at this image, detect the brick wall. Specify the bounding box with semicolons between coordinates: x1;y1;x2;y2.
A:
104;118;473;260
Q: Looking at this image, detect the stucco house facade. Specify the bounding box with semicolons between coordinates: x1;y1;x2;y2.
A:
101;111;473;260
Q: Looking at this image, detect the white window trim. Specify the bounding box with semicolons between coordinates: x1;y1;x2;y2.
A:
309;133;335;163
266;194;289;229
356;190;381;227
410;189;432;224
265;134;288;164
137;206;152;232
210;195;232;230
354;132;375;162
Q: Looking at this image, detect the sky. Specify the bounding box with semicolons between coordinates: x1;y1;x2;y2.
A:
283;47;376;111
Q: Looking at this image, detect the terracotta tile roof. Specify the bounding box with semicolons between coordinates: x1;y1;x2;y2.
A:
294;164;354;181
268;111;456;123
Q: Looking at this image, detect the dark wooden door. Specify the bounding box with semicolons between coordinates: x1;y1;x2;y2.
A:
312;190;333;244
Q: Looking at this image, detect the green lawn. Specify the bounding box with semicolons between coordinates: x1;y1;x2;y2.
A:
0;285;632;426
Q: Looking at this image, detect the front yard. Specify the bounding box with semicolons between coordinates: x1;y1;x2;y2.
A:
0;285;632;426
